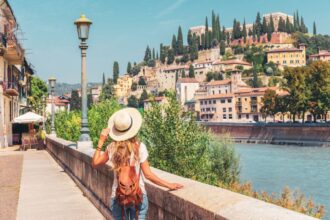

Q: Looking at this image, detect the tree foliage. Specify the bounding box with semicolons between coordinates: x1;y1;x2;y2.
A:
29;76;48;114
113;61;119;84
70;90;81;111
140;94;240;186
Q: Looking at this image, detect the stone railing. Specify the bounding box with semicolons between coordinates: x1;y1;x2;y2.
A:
46;135;317;220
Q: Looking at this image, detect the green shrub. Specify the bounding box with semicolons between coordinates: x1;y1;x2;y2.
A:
54;111;81;142
139;93;240;186
88;99;122;146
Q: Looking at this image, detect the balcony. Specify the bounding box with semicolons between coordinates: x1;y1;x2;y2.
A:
4;34;24;64
3;81;19;96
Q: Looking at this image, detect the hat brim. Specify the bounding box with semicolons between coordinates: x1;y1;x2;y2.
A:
108;108;142;142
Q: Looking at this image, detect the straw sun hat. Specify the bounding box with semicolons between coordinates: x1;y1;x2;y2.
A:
108;108;142;142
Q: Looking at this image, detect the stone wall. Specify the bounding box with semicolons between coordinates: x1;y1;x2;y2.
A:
203;122;330;146
46;136;317;220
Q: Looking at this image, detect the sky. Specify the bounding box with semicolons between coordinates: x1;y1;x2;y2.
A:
9;0;330;84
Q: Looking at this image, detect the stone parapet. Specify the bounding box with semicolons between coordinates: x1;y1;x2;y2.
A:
46;135;317;220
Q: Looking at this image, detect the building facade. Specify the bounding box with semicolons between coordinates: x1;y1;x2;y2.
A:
267;44;306;68
114;74;133;99
0;1;29;147
176;78;200;105
309;50;330;62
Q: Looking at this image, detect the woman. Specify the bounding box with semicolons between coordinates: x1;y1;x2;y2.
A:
92;108;183;220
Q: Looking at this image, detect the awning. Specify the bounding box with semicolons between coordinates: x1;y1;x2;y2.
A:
12;112;44;124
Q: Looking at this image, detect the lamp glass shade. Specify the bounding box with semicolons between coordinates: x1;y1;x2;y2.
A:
48;77;56;88
74;15;92;40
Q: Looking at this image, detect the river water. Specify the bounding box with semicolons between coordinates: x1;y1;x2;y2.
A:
235;143;330;219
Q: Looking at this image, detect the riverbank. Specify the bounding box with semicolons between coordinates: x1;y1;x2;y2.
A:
235;143;330;220
202;122;330;147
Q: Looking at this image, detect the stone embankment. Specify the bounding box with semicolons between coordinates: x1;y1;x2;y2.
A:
46;135;318;220
202;122;330;146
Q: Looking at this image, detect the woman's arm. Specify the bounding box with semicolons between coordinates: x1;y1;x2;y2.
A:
92;128;110;168
141;160;183;190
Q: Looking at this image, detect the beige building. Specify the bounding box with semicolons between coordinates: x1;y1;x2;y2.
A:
176;78;200;105
189;26;212;38
263;12;294;32
90;85;102;103
212;59;252;72
144;96;168;111
267;44;306;68
0;1;29;147
156;65;188;91
192;61;213;82
309;50;330;62
114;74;133;99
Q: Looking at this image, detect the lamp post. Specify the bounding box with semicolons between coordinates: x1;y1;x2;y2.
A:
48;77;56;136
42;95;46;131
74;14;93;148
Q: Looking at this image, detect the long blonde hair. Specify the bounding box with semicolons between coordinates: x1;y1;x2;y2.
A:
110;136;140;172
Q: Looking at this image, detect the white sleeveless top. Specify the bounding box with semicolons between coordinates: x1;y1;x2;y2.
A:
107;142;149;198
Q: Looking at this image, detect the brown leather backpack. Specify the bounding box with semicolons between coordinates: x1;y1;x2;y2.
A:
115;144;143;220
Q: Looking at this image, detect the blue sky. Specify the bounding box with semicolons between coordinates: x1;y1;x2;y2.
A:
10;0;330;83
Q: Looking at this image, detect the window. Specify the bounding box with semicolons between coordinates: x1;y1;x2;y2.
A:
221;99;225;103
245;98;247;101
213;100;216;104
229;114;233;119
238;98;241;102
228;99;232;103
223;108;226;112
290;60;294;64
212;91;215;95
238;114;242;119
223;114;227;119
219;90;221;94
283;60;287;64
246;114;249;119
296;60;300;63
209;100;211;104
200;101;203;105
229;107;232;112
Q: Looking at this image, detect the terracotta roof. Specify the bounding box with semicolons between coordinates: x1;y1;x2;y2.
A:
162;65;188;71
177;78;199;84
199;93;234;100
267;48;303;53
194;60;213;65
310;52;330;57
213;59;252;66
206;79;231;86
144;96;165;102
235;87;278;96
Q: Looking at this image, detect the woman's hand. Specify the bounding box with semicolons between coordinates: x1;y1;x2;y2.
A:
167;183;184;190
99;128;110;144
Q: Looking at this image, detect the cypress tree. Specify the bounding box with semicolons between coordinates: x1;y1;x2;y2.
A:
113;61;119;84
167;49;175;65
152;48;155;60
201;33;206;50
222;26;226;41
189;64;195;78
269;15;275;32
144;46;151;62
171;35;177;55
216;15;221;42
278;17;285;32
127;62;132;74
220;40;226;56
285;16;291;33
212;11;216;40
208;31;212;49
255;12;262;38
313;22;317;35
160;43;165;64
262;17;268;34
102;73;105;85
242;19;247;43
205;16;209;32
187;29;193;46
156;51;159;60
177;26;184;55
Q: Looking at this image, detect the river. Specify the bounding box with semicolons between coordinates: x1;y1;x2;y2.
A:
235;143;330;219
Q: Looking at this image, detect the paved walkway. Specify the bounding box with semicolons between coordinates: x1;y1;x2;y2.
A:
0;149;104;220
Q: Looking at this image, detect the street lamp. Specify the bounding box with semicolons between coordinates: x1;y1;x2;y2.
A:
42;95;46;131
48;77;56;136
74;14;93;148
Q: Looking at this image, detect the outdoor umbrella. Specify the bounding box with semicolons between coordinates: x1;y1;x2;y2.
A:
12;112;44;124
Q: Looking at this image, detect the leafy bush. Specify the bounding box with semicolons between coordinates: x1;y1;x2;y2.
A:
54;111;81;142
88;99;121;146
139;94;240;186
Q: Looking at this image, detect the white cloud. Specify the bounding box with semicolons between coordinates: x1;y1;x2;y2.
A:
156;0;187;19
